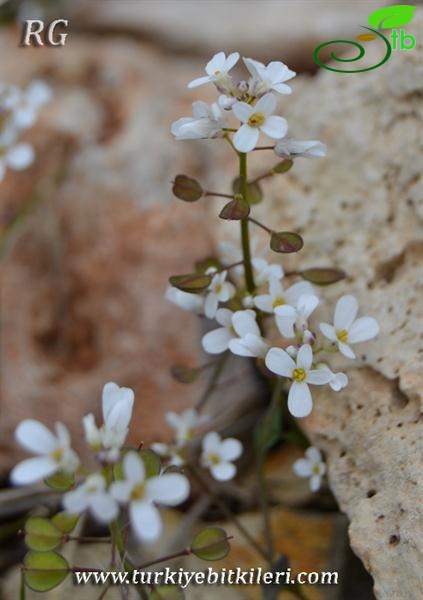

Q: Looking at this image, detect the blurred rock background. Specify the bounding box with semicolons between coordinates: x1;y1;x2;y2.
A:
0;0;421;599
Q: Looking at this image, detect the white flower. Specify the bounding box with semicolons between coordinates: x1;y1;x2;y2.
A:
63;473;119;523
171;101;226;140
9;80;51;130
314;363;348;391
111;451;190;542
165;408;209;445
252;258;284;286
83;382;134;459
265;344;332;417
232;93;287;153
202;308;267;358
204;270;235;319
274;138;326;159
319;295;380;359
150;443;186;467
0;127;34;181
274;293;319;339
254;277;314;316
165;285;204;314
243;58;296;96
188;51;239;89
293;447;326;492
201;432;242;481
11;420;79;485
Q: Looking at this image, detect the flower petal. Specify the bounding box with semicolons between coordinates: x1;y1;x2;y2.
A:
347;317;380;343
296;344;313;371
62;487;89;515
187;75;212;89
204;292;219;319
211;462;236;481
232;101;252;123
201;327;232;354
329;372;348;391
215;308;233;328
305;447;322;463
233;124;259;152
255;93;277;116
123;451;145;484
15;420;57;455
293;458;312;477
220;438;243;461
232;310;260;338
202;431;221;454
334;295;358;330
319;323;337;341
265;347;295;377
274;305;296;338
10;457;57;485
7;143;34;170
90;492;119;523
225;52;240;71
288;382;312;418
260;115;287;140
206;51;226;75
130;501;162;542
306;369;333;385
310;475;322;492
297;294;319;319
253;294;274;313
338;342;356;359
146;474;190;506
285;281;314;306
110;480;133;504
272;82;293;95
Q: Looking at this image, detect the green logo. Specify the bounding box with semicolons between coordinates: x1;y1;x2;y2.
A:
313;5;417;73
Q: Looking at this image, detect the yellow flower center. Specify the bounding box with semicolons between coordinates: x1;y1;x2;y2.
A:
272;296;285;309
312;465;321;476
214;69;222;76
248;112;265;128
292;368;306;382
214;283;223;294
208;452;221;465
131;483;146;501
336;329;348;343
51;447;64;463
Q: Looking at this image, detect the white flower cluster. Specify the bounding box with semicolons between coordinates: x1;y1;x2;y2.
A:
0;80;51;181
10;383;189;542
167;244;380;419
171;51;326;157
11;384;244;540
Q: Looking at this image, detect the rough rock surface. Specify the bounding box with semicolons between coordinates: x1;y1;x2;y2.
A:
212;15;422;600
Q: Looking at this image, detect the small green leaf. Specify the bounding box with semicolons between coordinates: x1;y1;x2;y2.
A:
150;586;185;600
24;551;69;592
254;400;283;454
44;472;74;492
272;159;293;174
368;5;416;30
191;527;230;561
169;273;211;294
139;449;161;478
171;365;199;384
232;177;263;205
51;513;79;534
301;267;346;285
172;175;203;202
219;197;250;220
270;231;303;254
25;518;62;552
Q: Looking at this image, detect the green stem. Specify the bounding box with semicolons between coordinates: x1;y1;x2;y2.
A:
196;352;228;409
239;152;255;294
20;569;26;600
